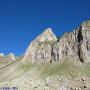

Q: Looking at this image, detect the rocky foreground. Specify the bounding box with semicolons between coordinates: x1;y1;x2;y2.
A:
0;20;90;90
0;59;90;90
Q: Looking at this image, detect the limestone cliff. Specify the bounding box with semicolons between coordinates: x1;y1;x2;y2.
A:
23;28;57;63
23;20;90;64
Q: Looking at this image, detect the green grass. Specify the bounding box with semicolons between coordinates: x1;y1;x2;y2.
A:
0;58;90;82
39;61;90;78
80;63;90;77
38;60;79;78
31;57;90;78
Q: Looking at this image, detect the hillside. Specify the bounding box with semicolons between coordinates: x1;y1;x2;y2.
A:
0;20;90;90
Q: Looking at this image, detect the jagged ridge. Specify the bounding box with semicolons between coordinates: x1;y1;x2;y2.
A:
23;20;90;64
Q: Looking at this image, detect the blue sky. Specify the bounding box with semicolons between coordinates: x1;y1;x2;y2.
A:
0;0;90;56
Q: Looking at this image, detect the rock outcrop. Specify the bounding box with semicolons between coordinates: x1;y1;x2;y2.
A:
23;20;90;64
0;53;16;62
6;53;16;62
23;28;58;63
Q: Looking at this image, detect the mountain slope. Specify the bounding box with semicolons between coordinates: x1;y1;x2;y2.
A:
0;20;90;90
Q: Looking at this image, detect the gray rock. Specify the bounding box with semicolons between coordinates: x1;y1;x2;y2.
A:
23;28;57;63
23;20;90;64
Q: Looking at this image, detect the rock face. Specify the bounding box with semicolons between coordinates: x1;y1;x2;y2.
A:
23;28;57;63
23;20;90;63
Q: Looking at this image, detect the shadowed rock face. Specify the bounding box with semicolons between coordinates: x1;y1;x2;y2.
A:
23;20;90;64
78;20;90;63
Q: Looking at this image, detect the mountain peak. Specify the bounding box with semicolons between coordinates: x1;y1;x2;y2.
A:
23;28;57;62
43;27;53;34
36;28;57;42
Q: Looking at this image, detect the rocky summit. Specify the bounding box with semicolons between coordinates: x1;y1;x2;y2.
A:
23;20;90;64
23;28;58;63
